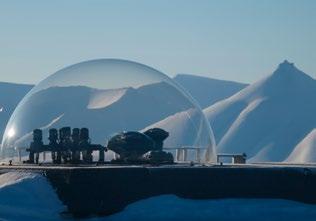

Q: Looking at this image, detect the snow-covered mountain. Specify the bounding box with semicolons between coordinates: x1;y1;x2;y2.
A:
0;74;246;144
141;108;216;162
0;172;64;220
142;109;200;148
286;129;316;164
204;60;316;162
2;64;316;163
0;82;33;139
173;74;247;108
142;108;213;148
3;82;193;148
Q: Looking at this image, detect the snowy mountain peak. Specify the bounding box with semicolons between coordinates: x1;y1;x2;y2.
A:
258;60;316;96
271;60;313;82
204;61;316;163
278;60;295;69
274;60;300;76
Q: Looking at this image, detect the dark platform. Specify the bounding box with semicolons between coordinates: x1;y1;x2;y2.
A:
1;163;316;217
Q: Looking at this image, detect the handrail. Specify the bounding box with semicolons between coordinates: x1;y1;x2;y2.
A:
217;153;247;164
163;146;208;163
163;146;208;150
13;145;209;163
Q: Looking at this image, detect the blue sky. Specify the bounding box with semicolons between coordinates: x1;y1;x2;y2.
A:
0;0;315;84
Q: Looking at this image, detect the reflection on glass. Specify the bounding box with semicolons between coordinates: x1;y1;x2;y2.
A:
1;59;216;163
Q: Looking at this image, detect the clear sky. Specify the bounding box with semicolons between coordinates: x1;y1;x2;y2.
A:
0;0;315;84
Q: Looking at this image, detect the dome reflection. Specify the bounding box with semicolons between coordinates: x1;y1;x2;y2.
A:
1;59;216;163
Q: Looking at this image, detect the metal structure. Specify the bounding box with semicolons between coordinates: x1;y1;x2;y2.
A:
107;128;173;164
217;153;247;164
26;127;105;164
25;127;174;165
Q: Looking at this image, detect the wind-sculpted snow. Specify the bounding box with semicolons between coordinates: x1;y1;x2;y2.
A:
0;172;64;221
87;88;128;109
142;108;216;161
286;129;316;163
204;60;316;162
143;108;214;148
174;74;247;108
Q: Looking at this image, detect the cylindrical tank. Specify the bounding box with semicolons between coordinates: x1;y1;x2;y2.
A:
33;129;43;142
48;128;58;143
80;128;90;141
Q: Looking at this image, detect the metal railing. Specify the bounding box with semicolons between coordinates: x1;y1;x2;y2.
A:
217;153;247;164
164;146;208;163
11;146;209;163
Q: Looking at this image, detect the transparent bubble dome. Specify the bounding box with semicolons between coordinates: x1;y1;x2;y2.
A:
1;59;216;163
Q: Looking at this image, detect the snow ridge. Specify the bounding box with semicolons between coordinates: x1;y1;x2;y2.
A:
204;60;316;162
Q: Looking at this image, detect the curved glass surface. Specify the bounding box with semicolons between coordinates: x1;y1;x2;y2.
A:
1;59;216;163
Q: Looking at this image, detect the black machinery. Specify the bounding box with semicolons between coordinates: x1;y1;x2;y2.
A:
26;127;173;165
107;128;173;164
26;127;105;164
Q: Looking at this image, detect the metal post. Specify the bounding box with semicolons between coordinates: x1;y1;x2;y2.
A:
35;152;39;164
99;150;105;162
196;149;201;163
113;152;119;160
18;149;21;162
176;148;181;162
183;149;188;161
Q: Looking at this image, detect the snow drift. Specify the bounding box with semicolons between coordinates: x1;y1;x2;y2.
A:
0;172;64;220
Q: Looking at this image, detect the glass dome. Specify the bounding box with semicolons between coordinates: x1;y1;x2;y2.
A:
1;59;216;163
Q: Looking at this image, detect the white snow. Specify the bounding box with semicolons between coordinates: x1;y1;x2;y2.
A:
142;108;216;162
0;172;37;188
286;129;316;163
173;74;247;108
0;172;64;221
204;60;316;162
87;88;127;109
143;109;198;148
2;81;200;149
